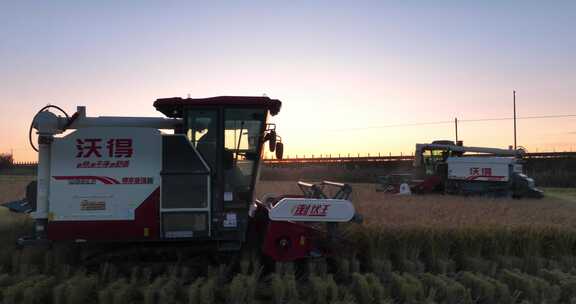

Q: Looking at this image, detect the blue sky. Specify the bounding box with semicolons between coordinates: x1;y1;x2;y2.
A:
1;1;575;160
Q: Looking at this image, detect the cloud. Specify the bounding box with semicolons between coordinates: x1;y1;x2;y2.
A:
569;131;576;134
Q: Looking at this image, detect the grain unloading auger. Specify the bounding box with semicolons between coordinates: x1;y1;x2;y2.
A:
3;96;361;263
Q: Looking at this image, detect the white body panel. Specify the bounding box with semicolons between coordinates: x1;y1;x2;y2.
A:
269;198;355;222
447;157;517;182
49;128;162;221
32;142;51;220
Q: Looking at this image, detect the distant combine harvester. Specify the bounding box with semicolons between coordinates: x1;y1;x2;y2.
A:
262;147;576;189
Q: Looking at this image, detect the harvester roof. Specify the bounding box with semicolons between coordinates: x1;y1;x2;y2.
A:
154;96;282;118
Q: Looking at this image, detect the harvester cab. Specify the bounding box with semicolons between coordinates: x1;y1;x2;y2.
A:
7;96;360;263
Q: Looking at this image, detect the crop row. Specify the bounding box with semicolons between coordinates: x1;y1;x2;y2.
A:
3;256;576;304
4;218;576;303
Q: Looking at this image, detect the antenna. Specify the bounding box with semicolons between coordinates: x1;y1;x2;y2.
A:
454;117;458;142
513;90;517;149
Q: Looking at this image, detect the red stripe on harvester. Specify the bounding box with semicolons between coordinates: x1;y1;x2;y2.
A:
53;176;116;184
465;175;505;181
101;177;121;184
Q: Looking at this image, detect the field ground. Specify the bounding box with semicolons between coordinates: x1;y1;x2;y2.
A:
257;181;576;229
544;187;576;203
3;176;576;229
2;176;576;303
0;175;34;204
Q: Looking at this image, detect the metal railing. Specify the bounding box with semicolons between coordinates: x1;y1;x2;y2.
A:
263;151;576;165
2;151;575;168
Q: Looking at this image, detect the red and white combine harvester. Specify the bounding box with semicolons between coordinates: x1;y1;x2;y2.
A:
4;96;361;262
379;140;543;198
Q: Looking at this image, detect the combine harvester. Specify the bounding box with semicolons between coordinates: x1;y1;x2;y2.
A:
379;140;543;198
2;96;361;264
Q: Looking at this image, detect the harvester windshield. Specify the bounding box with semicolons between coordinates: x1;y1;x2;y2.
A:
224;108;266;194
423;149;446;175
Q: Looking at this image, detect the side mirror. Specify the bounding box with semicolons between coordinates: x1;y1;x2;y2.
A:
223;149;234;170
275;142;284;160
268;130;277;152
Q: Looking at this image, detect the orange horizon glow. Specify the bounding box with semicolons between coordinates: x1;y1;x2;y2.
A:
8;107;576;163
1;2;575;162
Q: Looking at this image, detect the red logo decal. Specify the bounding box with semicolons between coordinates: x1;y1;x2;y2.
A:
470;167;480;176
76;138;102;158
291;204;329;217
76;160;130;168
106;139;133;158
76;138;133;158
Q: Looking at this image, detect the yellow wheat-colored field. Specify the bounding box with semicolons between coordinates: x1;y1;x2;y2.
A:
0;175;35;203
256;181;576;230
1;176;576;230
1;176;576;303
0;175;34;229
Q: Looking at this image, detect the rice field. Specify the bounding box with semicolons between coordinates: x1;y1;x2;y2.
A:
1;176;576;303
257;181;576;229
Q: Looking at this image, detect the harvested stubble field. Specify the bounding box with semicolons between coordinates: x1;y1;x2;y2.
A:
1;176;576;303
257;181;576;229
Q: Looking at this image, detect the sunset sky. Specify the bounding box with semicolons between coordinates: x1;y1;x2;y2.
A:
1;1;575;161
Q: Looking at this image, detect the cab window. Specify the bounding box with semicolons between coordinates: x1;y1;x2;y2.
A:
224;109;265;194
185;110;217;168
